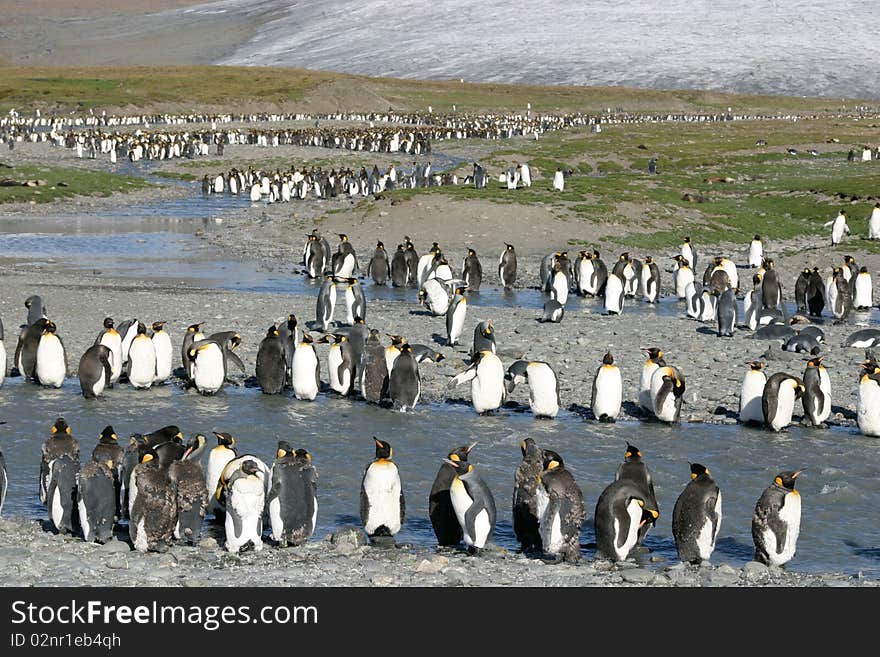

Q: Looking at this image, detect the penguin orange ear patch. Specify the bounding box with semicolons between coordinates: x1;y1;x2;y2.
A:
775;476;783;486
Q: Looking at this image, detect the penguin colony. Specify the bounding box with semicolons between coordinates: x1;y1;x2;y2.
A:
5;416;810;567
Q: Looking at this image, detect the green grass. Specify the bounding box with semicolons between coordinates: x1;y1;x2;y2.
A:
152;170;197;181
0;163;153;203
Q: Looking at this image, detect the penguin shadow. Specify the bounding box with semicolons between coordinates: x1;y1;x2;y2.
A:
694;326;719;336
712;536;756;563
710;404;739;420
843;539;880;561
408;309;433;317
830;404;858;421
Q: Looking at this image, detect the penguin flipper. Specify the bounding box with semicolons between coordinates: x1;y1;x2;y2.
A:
226;349;246;375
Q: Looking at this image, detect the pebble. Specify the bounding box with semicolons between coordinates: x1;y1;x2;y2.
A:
621;568;655;584
101;539;131;553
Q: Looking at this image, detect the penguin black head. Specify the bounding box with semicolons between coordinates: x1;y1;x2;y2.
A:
213;431;235;448
467;248;476;256
602;352;614;366
43;320;58;334
276;440;294;459
187;322;204;333
505;243;514;251
103;317;115;329
806;355;824;368
645;255;653;264
749;361;766;371
387;334;406;347
338;233;349;242
542;449;564;470
266;325;279;338
860;266;869;274
302;332;314;345
754;234;761;241
377;240;385;249
354;316;365;325
241;460;260;476
844;255;855;264
373;437;393;461
98;426;118;444
454;286;467;295
138;444;158;465
442;457;471;477
51;418;71;435
802;267;811;276
773;469;805;491
229;334;242;349
294;448;312;462
152;320;167;332
683;236;691;243
592;249;601;258
689;462;710;479
136;322;148;335
449;442;476;463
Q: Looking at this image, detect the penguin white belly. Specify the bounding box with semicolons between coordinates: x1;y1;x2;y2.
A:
770;386;796;431
344;287;356;325
854;276;872;308
133;517;148;552
527;365;558;417
685;282;700;319
748;243;763;268
744;292;758;329
869;212;880;239
384;348;400;377
205;449;236;512
51;483;64;531
540;508;564;556
152;332;173;382
698;292;716;321
472;359;505;413
328;347;344;393
764;493;801;566
417;255;434;287
292;347;319;400
816;370;832;423
128;338;156;389
425;283;449;316
696;493;722;560
100;332;123;383
336;253;355;278
675;268;694;298
471;508;492;548
651;371;680;423
91;374;106;398
362;463;402;535
832;222;845;244
78;498;91;542
269;496;283;540
36;335;66;387
551;272;568;305
721;261;738;289
639;363;659;410
739;372;767;424
449;303;467;344
858;380;880;436
604;274;624;314
578;261;595;294
612;500;643;561
226;479;265;553
192;344;225;394
592;367;622;419
0;340;7;386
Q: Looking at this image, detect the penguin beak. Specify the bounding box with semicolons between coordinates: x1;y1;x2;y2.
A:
466;442;478;453
792;469;806;479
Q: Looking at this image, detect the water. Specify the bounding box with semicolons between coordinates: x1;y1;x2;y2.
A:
0;375;877;577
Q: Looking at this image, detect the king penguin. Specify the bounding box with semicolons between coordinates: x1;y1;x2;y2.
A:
641;255;661;303
748;235;763;268
388;342;421;411
512;438;543;553
446;286;468;347
77;456;117;543
46;452;79;535
593;478;658;562
168;434;209;544
291;332;321;401
499;243;518;290
315;275;338;332
78;344;112;399
858;358;880;437
367;241;391;286
504;359;560;419
35;320;67;388
672;463;722;564
591;351;622;422
716;287;737;337
471;320;496;357
443;455;496;551
40;418;79;506
94;317;122;385
223;459;267;554
268;442;319;547
181;322;205;383
535;449;585;563
650;365;686;423
638;347;665;413
150;321;173;384
614;443;659;546
128;443;177;552
449;350;506;414
256;324;287;394
205;431;237;518
752;469;805;567
802;356;831;427
762;372;804;432
360;328;388;404
739;361;768;425
390;244;409;287
127;322;157;389
429;442;476;547
462;248;483;292
360;437;405;544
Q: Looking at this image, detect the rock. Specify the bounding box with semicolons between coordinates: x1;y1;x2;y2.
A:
101;539;131;553
621;568;655;584
371;575;395;587
742;561;769;582
106;558;129;570
415;556;449;574
443;567;468;586
331;526;368;550
198;537;218;549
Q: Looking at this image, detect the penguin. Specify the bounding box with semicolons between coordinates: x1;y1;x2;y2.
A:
739;361;768;425
868;202;880;239
127;322;156;389
446;286;468;346
588;250;609;297
535;449;585;563
321;333;355;397
304;233;327;279
94;317;122;384
150;321;173;384
752;469;805;567
390;244;409;287
267;442;318;547
498;243;518;289
650;365;686;423
0;445;6;516
205;431;237;518
748;235;763;268
591;351;622;422
46;453;79;535
143;425;186;470
614;443;659;546
77;344;112;399
504;359;560;419
24;294;48;326
87;425;124;521
539;299;565;323
366;241;391;286
223;459;267;554
128;443;177;552
512;438;543;553
256;324;287;394
783;331;821;355
672;463;722;564
343;277;367;326
291;332;321;401
802;356;831;427
472;320;496;357
760;259;783;312
119;434;144;521
593;478;658;562
332;233;359;278
638;347;665;413
842;254;859;283
430;443;476;547
40;418;79;506
76;457;117;544
858;359;880;437
831;267;853;321
168;434;208;543
411;344;446;364
641;255;661;303
360;437;405;543
549;261;569;306
403;237;420;287
853;266;873;311
276;313;300;386
442;456;496;550
419;277;451;316
805;268;825;317
673;255;694;299
449;349;506;414
794;268;811;314
603;273;625;315
384;334;407;374
0;317;5;387
34;319;66;388
553;168;565;191
462;248;483;292
762;372;805;432
681;236;697;270
115;318;139;377
388;342;421;411
842;328;880;348
716;287;737;337
186;332;241;395
180;322;205;383
315;275;338;332
360;328;388;404
743;275;761;329
823;209;850;246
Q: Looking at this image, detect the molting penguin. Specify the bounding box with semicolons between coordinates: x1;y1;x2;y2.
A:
291;332;321;401
512;438;543;553
443;455;496;551
591;351;622;422
638;347;665;413
128;444;177;553
256;324;287;394
752;469;804;567
127;322;157;389
446;286;468;347
150;321;173;384
360;437;405;544
716;287;737;337
390;243;408;288
462;248;483;292
35;320;66;388
94;317;123;384
360;328;388;404
46;453;79;535
224;459;267;554
857;359;880;437
504;359;560;419
367;241;391;286
429;442;476;547
762;372;804;432
535;449;585;563
650;365;686;423
268;442;318;547
614;443;659;546
672;463;722;564
739;361;768;425
498;243;518;289
39;418;79;506
205;431;237;518
388;342;421;411
168;434;209;543
594;478;658;562
450;350;506;414
802;356;831;427
78;344;112;399
76;456;117;544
